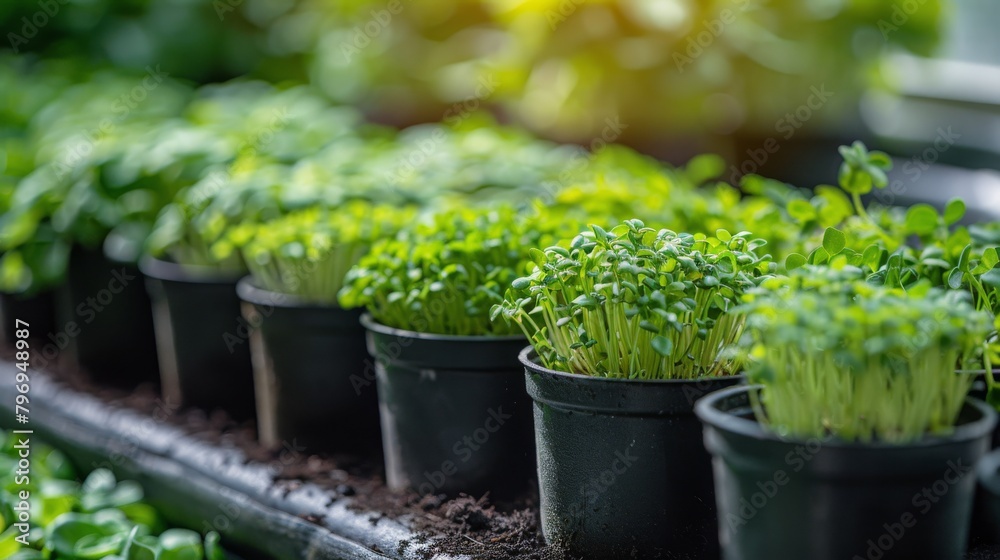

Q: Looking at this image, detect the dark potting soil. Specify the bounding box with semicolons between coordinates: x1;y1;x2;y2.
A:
966;545;1000;560
24;355;574;560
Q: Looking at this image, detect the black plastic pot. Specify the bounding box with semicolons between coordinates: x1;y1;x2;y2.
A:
141;257;255;420
522;347;740;559
697;385;997;560
237;278;380;455
362;316;534;500
54;245;159;386
0;290;56;348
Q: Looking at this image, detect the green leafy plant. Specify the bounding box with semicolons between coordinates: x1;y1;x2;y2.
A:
782;142;1000;410
740;267;992;443
0;431;225;560
955;246;1000;404
493;220;775;379
221;202;415;304
782;142;972;272
340;205;573;336
542;145;810;263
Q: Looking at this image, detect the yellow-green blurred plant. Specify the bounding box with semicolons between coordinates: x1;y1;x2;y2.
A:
299;0;944;139
221;202;416;304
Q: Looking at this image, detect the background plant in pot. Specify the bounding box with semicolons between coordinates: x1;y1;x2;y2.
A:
138;164;280;421
785;141;1000;403
949;247;1000;407
225;200;413;453
697;267;996;560
338;204;567;499
0;70;209;384
492;219;774;559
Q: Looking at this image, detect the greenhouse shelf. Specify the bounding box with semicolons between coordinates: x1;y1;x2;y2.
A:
0;360;457;560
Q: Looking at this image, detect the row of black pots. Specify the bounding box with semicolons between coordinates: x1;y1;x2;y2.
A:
141;258;255;420
209;280;1000;560
0;246;160;386
5;251;1000;559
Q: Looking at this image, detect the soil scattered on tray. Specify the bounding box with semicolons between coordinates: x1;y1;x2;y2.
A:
28;359;574;560
965;545;1000;560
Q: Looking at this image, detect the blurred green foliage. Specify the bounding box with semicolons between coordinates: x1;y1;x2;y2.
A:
0;430;226;559
2;0;945;139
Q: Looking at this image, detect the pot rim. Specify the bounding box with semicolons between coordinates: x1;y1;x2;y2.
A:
519;346;742;386
696;384;998;450
140;255;244;284
360;313;526;343
236;275;339;310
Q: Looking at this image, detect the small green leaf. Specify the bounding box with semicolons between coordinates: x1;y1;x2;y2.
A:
511;277;531;290
651;335;674;357
958;245;972;272
639;320;659;333
786;199;817;223
822;227;846;255
905;204;939;236
861;245;882;272
784;253;807;271
982;248;999;270
944;199;966;225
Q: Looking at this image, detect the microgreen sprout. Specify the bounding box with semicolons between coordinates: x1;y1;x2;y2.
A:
493;220;775;379
340;205;571;336
221;201;414;304
740;267;992;443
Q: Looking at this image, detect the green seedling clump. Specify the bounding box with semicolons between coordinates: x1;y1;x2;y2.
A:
740;267;992;443
0;430;225;560
220;201;415;305
494;219;775;379
340;205;574;336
